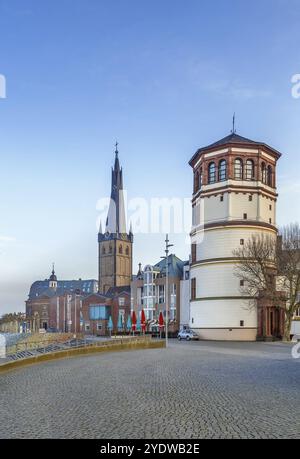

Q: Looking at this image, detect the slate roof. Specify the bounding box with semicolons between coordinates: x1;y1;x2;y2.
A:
189;132;282;166
154;254;186;278
28;279;98;300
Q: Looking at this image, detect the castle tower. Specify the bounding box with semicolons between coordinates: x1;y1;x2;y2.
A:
98;144;133;294
189;130;281;341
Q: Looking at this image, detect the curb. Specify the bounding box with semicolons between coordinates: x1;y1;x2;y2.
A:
0;340;165;374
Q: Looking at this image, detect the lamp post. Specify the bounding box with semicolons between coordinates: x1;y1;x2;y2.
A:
161;234;173;348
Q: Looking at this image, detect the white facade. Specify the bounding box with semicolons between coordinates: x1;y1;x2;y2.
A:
180;264;190;328
189;134;280;341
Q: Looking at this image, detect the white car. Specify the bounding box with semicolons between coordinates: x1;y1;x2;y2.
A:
177;330;199;341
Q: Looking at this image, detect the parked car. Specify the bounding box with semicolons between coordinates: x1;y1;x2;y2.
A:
177;330;199;341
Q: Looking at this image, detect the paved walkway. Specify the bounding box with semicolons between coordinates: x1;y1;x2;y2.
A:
0;341;299;439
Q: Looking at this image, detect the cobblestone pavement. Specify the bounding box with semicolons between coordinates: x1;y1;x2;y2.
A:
0;340;299;439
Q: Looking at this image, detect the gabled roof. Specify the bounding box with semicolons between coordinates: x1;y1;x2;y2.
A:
189;132;282;167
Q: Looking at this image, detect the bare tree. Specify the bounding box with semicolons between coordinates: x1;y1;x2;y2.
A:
233;223;300;341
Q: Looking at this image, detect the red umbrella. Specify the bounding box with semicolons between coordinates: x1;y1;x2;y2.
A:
141;309;146;333
158;311;164;328
132;311;137;332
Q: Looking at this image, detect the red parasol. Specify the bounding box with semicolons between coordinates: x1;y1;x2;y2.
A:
132;310;137;332
141;309;146;333
158;311;164;328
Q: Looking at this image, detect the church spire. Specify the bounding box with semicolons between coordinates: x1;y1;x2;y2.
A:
105;143;127;234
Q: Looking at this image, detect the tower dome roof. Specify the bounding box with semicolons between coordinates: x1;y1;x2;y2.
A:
49;265;57;282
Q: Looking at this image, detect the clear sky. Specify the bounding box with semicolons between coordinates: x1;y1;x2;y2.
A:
0;0;300;314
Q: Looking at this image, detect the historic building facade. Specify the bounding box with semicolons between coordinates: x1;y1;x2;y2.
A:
189;132;282;341
98;145;133;294
131;255;189;334
25;267;97;333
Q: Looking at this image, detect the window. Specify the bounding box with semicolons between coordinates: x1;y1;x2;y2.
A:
269;218;272;224
191;243;197;263
240;280;244;287
240;239;244;245
208;162;216;184
249;195;253;202
97;323;102;331
119;245;123;254
118;297;125;306
85;323;90;331
102;247;106;255
269;205;272;211
109;246;112;254
234;159;243;180
240;320;244;327
126;246;129;256
245;160;254;180
243;213;247;220
220;195;224;202
267;165;273;187
89;305;109;320
199;168;203;189
191;278;196;300
261;163;267;184
159;285;165;304
194;171;199;193
218;160;227;181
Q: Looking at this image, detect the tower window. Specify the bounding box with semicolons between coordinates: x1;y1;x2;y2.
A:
240;320;244;327
109;246;112;254
269;218;272;224
119;245;123;254
245;160;254;180
240;239;244;245
267;165;273;187
191;278;196;300
126;246;129;256
218;160;227;181
240;280;245;287
234;158;243;180
191;243;197;263
261;162;267;184
248;195;253;202
269;205;272;211
243;213;247;220
102;247;106;255
208;162;216;184
220;195;224;202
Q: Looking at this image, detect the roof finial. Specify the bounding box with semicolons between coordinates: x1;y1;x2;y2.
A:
231;113;236;134
52;262;55;275
115;141;119;157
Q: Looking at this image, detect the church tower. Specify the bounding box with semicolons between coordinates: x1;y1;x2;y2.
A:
98;144;133;294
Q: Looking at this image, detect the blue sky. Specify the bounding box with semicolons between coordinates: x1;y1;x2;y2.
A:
0;0;300;313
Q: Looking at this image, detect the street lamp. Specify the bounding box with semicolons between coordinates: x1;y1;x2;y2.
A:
161;234;173;348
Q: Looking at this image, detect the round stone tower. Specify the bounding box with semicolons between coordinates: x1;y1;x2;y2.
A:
189;131;281;341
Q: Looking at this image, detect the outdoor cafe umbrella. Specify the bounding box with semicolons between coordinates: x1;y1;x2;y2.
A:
141;309;146;334
126;314;132;332
158;311;164;338
136;314;141;332
117;313;124;332
132;311;137;332
108;315;113;337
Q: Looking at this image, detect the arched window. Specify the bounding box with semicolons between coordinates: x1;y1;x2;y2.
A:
267;165;272;187
245;160;254;180
119;245;123;254
126;246;129;256
102;247;106;255
261;163;267;184
109;246;112;254
199;168;203;189
208;162;216;184
234;158;243;180
218;160;227;181
194;171;199;193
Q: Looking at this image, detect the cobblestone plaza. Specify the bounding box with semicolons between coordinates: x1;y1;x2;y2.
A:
0;341;299;439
